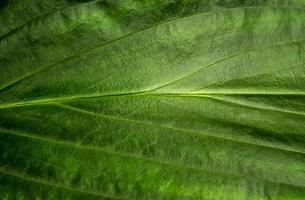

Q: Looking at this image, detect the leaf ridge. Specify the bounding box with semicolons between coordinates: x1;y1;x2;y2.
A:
2;91;305;110
2;7;305;93
0;0;98;40
0;166;123;199
205;95;305;117
200;62;305;90
54;103;305;155
1;127;305;188
2;5;305;41
150;39;305;92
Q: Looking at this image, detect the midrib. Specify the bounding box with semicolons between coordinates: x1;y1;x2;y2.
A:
1;90;305;110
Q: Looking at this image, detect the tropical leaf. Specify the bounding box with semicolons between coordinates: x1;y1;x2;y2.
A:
1;0;305;199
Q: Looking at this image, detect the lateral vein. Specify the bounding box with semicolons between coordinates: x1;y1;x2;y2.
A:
0;166;123;199
1;127;305;188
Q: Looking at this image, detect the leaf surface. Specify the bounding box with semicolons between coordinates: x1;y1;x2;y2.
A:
1;0;305;199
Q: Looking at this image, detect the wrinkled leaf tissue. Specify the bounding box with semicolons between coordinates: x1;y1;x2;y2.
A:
1;0;305;199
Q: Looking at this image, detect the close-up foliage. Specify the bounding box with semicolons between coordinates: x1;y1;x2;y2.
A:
1;0;305;199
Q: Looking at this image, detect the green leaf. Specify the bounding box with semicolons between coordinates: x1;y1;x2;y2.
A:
1;0;305;199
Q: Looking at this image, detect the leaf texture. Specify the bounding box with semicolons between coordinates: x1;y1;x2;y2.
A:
1;0;305;199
